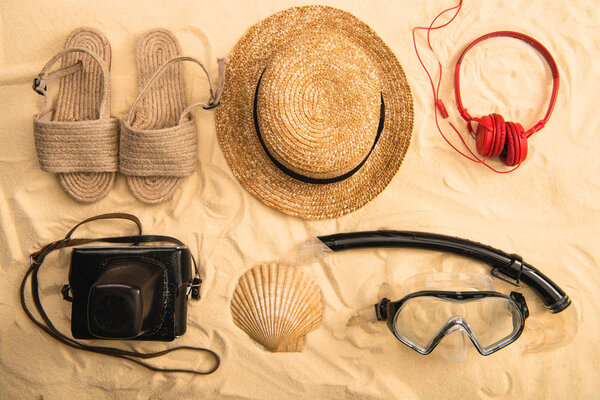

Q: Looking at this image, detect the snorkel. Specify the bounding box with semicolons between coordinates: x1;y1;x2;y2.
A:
299;230;573;359
302;230;570;313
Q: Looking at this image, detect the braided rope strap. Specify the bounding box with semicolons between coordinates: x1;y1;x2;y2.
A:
34;118;119;173
120;55;225;180
120;119;197;177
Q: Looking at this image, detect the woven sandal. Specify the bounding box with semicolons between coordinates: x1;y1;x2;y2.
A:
32;28;119;203
120;29;225;204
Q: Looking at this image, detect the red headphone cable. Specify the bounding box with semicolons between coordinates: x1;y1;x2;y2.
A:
412;0;521;173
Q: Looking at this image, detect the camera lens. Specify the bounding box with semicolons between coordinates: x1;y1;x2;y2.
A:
86;259;168;339
91;293;134;333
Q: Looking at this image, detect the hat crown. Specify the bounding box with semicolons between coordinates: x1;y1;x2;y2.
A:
256;32;383;180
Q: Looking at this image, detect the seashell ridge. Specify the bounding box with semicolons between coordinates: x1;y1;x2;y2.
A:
230;262;323;352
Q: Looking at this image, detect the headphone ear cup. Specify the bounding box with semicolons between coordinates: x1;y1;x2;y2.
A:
491;114;506;158
476;115;495;158
502;122;528;166
501;122;517;166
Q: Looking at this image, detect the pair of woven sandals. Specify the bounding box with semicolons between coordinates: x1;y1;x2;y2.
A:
33;28;225;203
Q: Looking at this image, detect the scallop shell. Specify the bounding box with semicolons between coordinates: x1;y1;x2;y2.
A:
231;262;323;352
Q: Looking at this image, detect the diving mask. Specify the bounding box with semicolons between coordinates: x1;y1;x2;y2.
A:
299;230;572;358
375;272;529;357
376;290;529;356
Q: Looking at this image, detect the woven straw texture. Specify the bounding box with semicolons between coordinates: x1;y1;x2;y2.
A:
39;28;118;203
231;262;323;352
216;5;413;220
34;118;119;173
120;29;197;204
120;119;197;177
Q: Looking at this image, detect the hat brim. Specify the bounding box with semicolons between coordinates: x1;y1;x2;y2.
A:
216;5;413;220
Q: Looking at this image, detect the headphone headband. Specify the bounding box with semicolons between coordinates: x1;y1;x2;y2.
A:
454;31;560;137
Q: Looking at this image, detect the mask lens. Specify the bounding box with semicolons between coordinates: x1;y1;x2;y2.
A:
467;296;522;350
394;296;453;348
393;294;523;353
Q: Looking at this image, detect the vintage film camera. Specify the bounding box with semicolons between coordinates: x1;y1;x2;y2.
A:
65;246;198;341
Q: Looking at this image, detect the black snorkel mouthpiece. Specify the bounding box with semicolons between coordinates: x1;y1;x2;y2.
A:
315;230;571;313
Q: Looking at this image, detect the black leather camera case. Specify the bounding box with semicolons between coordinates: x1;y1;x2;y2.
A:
69;246;192;341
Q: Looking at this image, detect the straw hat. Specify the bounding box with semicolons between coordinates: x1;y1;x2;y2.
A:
215;5;413;220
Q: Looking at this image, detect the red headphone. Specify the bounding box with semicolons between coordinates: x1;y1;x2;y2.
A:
454;31;560;167
414;1;560;172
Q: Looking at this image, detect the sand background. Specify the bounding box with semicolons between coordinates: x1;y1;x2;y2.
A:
1;0;599;398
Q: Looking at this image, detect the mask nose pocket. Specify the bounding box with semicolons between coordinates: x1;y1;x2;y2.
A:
436;316;474;362
437;329;468;363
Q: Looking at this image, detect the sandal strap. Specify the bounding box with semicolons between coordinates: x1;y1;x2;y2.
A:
32;61;83;95
177;58;226;123
33;47;111;120
119;119;197;177
126;56;226;126
34;117;120;173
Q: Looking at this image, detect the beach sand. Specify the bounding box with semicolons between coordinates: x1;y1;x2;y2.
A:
0;0;598;398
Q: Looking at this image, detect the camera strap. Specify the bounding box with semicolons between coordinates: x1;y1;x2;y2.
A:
20;213;220;375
